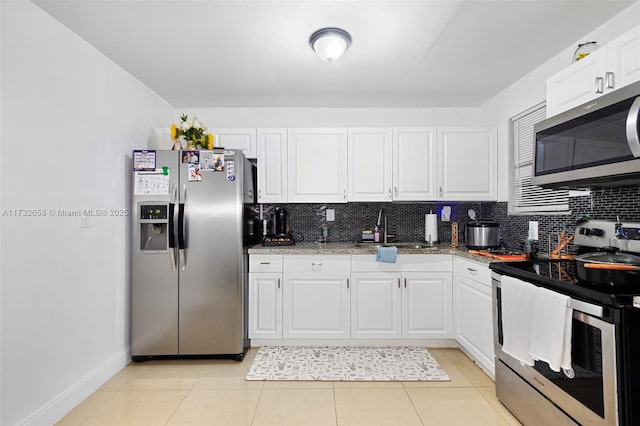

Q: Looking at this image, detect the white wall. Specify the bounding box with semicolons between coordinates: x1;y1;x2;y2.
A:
180;107;481;129
477;1;640;201
0;2;175;425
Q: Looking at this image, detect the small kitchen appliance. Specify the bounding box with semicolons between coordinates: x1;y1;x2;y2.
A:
490;219;640;425
465;220;500;249
263;207;295;246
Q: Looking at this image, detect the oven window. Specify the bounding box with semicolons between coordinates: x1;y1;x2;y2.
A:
533;320;605;418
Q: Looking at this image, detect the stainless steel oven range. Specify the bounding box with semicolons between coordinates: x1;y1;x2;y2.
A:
490;219;640;426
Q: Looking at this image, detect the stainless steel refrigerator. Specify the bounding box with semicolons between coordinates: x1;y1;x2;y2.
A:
130;149;255;361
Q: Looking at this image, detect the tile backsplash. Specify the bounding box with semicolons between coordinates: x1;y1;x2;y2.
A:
254;185;640;252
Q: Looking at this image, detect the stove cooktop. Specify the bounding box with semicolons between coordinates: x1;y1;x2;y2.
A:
490;259;639;308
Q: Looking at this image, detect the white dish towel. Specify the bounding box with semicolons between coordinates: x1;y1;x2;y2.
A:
500;276;535;366
528;286;573;372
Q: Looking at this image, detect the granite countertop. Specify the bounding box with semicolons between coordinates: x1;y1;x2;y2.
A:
248;241;494;264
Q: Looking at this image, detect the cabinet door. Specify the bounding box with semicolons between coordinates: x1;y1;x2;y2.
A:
454;274;494;377
351;272;401;338
438;127;497;201
283;274;350;338
546;48;607;117
392;128;437;201
401;272;452;338
215;128;257;159
257;128;287;203
248;273;282;339
606;26;640;92
287;128;348;203
348;128;393;202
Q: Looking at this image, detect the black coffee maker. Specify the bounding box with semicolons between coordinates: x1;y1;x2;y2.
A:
274;207;289;237
263;207;295;246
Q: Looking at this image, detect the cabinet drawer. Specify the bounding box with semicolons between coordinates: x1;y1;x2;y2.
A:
351;254;452;272
453;257;491;286
284;255;350;274
250;255;283;273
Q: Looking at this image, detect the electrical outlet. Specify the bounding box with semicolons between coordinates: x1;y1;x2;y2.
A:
326;209;335;222
528;221;538;241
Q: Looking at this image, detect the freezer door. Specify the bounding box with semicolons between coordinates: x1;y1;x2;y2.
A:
178;150;245;355
131;150;180;356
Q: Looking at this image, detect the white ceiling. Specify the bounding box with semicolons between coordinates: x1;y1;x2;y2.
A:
33;0;635;108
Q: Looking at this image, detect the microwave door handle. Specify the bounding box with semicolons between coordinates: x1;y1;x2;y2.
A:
626;97;640;157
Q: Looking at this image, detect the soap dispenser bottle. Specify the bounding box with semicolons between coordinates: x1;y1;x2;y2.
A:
374;226;380;243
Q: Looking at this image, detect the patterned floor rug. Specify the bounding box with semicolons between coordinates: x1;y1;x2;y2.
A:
245;346;450;381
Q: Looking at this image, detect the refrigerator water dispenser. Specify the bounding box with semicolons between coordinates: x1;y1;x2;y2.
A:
139;204;168;251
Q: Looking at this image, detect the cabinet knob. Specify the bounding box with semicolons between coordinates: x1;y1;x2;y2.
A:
595;76;604;94
605;72;615;90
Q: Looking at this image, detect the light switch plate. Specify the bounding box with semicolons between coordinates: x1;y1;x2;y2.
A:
326;209;335;222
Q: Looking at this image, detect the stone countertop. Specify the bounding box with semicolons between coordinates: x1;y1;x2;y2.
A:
248;241;494;264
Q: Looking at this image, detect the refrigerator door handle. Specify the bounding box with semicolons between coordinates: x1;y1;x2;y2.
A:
178;184;187;271
168;184;178;271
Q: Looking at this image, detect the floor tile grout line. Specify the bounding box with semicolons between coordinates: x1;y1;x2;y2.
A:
402;383;426;426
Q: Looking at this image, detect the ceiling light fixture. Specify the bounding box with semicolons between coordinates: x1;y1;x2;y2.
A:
309;27;352;63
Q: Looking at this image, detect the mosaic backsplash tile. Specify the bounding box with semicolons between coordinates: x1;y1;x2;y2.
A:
253;185;640;253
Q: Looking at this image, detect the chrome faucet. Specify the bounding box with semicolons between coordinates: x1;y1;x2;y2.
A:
376;208;388;244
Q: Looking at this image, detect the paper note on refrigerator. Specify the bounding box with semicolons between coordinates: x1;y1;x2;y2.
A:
134;170;170;195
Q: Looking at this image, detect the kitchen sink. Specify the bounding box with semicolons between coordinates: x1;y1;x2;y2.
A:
354;242;439;249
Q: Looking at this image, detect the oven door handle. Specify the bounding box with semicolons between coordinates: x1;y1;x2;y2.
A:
493;273;603;318
568;298;603;318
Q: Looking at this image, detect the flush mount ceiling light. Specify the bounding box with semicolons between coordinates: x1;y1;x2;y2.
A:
309;27;352;63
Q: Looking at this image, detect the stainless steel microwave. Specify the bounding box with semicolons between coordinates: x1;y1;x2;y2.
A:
533;80;640;189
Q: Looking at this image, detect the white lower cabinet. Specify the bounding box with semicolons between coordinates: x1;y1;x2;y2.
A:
453;256;495;377
402;271;453;339
248;255;283;339
249;253;457;343
351;254;453;339
282;255;351;338
350;272;402;338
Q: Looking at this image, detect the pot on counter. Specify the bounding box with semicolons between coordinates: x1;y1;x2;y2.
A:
465;220;500;249
575;250;640;291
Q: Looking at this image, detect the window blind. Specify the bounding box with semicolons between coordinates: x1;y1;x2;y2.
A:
511;104;569;214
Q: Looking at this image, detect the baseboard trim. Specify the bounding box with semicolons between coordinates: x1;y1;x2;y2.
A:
21;346;131;426
250;338;459;347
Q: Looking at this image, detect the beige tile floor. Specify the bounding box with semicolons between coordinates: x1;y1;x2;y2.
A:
56;347;522;426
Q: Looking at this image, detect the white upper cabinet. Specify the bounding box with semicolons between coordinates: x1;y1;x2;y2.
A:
347;128;393;202
606;26;640;91
257;128;287;203
547;25;640;117
392;127;438;201
438;127;497;201
214;128;257;158
287;128;348;203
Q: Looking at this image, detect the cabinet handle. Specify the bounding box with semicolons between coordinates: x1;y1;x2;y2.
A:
311;262;322;266
595;76;604;94
260;262;271;265
278;278;281;289
397;278;401;288
439;187;443;198
394;187;398;196
258;189;261;200
388;188;392;199
605;72;615;90
404;278;407;288
347;278;350;289
467;267;477;275
344;190;346;200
